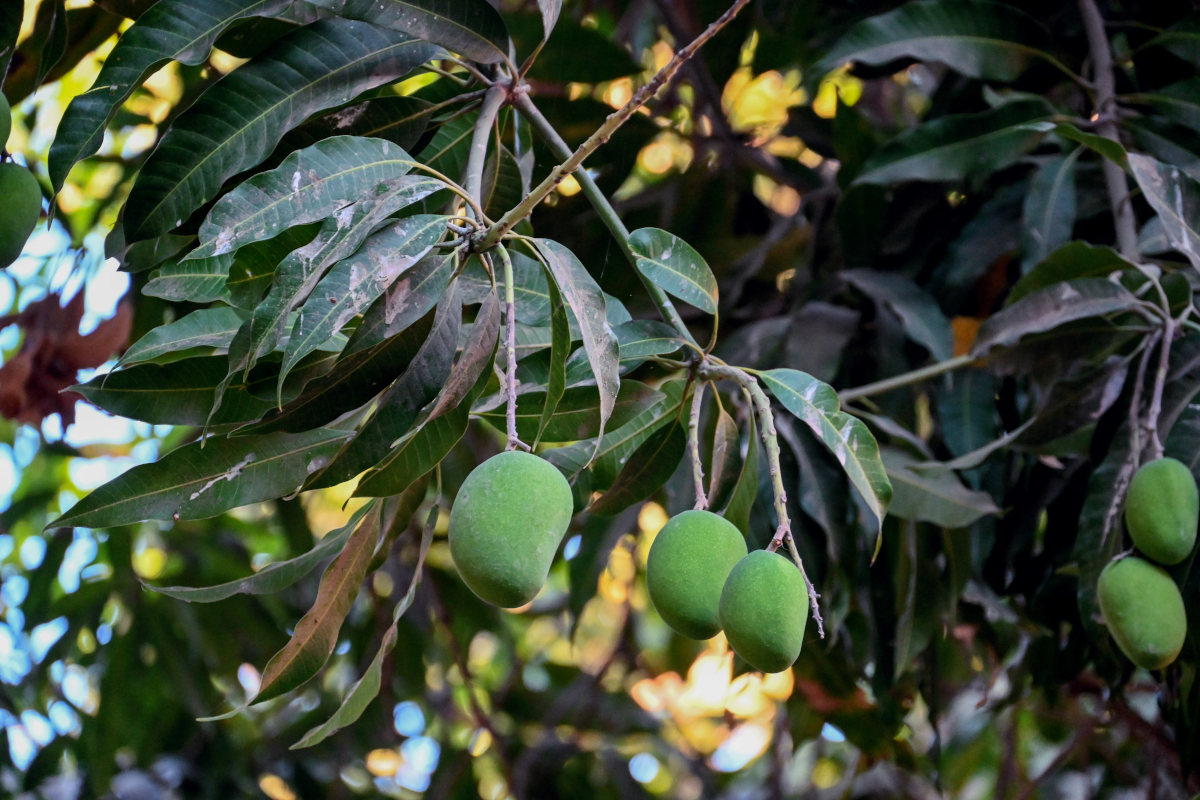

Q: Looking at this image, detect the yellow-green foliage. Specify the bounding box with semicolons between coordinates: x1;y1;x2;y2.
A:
448;451;573;608
646;510;747;640
1125;457;1199;565
719;550;807;673
1097;556;1186;670
0;163;41;269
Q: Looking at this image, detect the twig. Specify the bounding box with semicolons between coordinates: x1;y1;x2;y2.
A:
1142;316;1174;460
463;84;508;223
476;0;752;250
838;354;976;404
494;246;528;452
1077;0;1138;259
689;380;709;509
697;361;824;637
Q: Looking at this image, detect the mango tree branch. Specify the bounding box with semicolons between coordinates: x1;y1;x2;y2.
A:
697;360;824;638
510;91;697;347
476;0;751;251
1077;0;1138;259
463;83;508;223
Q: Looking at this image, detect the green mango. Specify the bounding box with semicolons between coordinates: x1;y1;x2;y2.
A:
1125;456;1198;565
0;163;41;269
448;450;573;608
646;510;747;640
1097;556;1186;670
719;549;807;673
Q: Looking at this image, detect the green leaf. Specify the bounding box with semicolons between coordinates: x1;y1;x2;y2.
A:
123;21;438;240
760;369;891;535
811;0;1056;84
843;269;953;361
49;428;351;529
0;0;19;83
279;215;446;388
478;381;661;443
148;502;375;602
253;502;384;704
534;239;620;457
508;14;640;83
143;255;232;303
118;307;245;366
719;409;758;536
47;0;313;190
854;100;1051;185
707;405;741;508
882;448;1000;527
537;0;561;41
243;301;441;436
629;228;718;315
610;320;686;362
286;96;435;154
292;492;436;748
531;255;570;447
587;421;686;516
1022;152;1079;271
1008;242;1136;304
344;252;457;355
972;278;1141;356
461;250;553;325
1129;153;1200;271
307;284;462;489
354;301;498;497
190;136;420;261
311;0;509;64
75;358;275;426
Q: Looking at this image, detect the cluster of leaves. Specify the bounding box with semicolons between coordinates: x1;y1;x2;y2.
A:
5;0;1200;796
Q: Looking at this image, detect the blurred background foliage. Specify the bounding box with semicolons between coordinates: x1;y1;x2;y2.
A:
3;0;1200;797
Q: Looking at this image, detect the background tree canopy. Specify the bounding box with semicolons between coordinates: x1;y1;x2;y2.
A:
3;0;1200;797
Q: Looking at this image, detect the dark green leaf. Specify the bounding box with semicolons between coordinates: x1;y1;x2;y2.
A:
478;381;661;443
882;448;1000;527
49;428;351;529
119;307;245;366
124;21;438;240
629;227;719;315
344;252;457;355
973;278;1141;356
148;502;375;602
588;421;686;516
48;0;311;189
760;369;891;535
1008;242;1137;304
533;254;570;447
855;100;1051;185
534;239;620;456
720;409;758;536
811;1;1056;84
1129;152;1200;271
843;269;953;361
311;0;509;64
1022;153;1079;271
143;255;232;303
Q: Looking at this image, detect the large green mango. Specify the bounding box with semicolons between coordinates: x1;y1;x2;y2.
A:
718;549;807;673
1125;457;1198;565
448;450;574;608
646;510;747;640
0;163;41;269
1097;556;1186;670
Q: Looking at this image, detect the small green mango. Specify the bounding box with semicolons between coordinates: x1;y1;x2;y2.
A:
1097;556;1186;670
1;92;11;151
719;549;807;673
448;450;573;608
1125;457;1199;565
646;510;747;640
0;163;41;269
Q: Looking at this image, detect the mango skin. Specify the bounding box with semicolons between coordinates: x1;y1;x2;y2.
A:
0;163;41;269
719;550;807;673
448;451;573;608
646;510;747;640
1097;556;1186;670
1125;457;1199;565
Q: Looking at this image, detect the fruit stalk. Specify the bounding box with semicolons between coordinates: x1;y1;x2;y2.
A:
698;361;824;637
689;380;709;509
494;245;526;451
